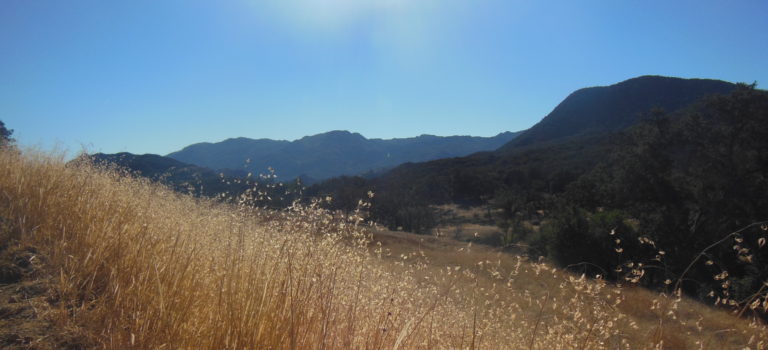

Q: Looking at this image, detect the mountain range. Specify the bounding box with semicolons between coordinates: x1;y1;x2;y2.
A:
355;75;738;205
90;75;739;203
167;131;521;182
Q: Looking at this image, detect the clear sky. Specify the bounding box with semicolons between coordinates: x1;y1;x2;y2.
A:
1;0;766;156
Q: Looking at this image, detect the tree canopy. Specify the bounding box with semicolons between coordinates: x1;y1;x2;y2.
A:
0;120;13;147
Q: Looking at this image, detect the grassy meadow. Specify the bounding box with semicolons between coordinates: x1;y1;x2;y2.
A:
0;150;766;349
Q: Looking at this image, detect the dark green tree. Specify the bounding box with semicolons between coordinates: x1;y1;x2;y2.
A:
0;120;13;147
567;84;768;301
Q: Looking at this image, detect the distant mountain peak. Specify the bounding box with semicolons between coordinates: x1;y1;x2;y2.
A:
300;130;365;141
324;130;355;135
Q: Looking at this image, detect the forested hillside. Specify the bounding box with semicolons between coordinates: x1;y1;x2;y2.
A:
309;80;768;313
502;75;736;149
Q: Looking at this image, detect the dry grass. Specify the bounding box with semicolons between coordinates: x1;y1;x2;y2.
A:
432;223;501;243
372;229;768;349
0;150;766;349
431;204;542;245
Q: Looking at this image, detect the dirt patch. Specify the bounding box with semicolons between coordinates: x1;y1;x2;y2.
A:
0;242;91;350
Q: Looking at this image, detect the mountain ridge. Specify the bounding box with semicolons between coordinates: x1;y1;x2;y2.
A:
167;130;522;182
313;75;742;209
499;75;736;151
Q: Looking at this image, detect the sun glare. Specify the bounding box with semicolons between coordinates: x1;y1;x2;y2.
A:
253;0;432;33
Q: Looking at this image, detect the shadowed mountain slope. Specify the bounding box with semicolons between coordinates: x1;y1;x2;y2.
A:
85;153;250;197
317;76;739;207
88;153;221;180
499;75;736;151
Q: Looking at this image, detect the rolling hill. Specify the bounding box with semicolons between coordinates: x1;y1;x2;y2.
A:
84;152;253;198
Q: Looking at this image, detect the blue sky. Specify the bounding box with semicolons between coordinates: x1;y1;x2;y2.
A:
1;0;766;156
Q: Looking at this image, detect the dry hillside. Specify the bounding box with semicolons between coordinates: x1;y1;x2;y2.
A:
0;151;766;349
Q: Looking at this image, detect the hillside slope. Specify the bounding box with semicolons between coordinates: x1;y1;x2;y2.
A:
85;152;259;199
88;152;224;180
500;75;736;151
367;76;738;204
1;150;765;349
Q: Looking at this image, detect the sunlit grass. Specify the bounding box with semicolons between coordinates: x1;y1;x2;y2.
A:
0;150;765;349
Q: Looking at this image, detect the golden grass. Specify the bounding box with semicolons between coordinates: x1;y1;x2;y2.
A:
0;150;766;349
432;223;501;243
372;229;768;349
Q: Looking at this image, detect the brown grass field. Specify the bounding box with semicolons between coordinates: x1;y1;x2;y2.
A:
0;150;766;349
